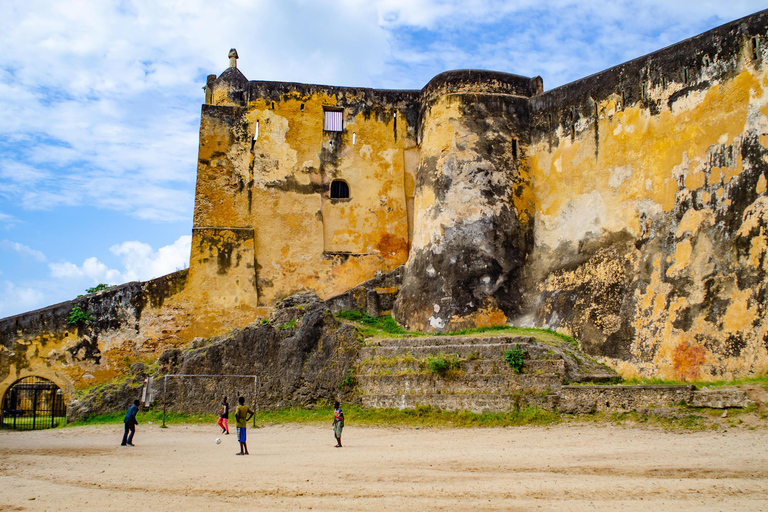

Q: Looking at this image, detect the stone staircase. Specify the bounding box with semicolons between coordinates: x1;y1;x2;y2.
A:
355;334;617;413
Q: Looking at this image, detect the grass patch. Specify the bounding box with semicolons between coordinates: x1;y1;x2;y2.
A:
335;311;416;337
335;312;581;351
67;410;218;428
64;405;560;429
620;374;768;388
347;405;560;428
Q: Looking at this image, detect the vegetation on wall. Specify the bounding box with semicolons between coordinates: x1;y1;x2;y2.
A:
335;311;411;336
504;344;527;373
426;354;462;375
66;305;94;326
86;284;113;294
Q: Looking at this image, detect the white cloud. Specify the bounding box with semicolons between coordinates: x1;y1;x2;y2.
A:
110;235;191;281
0;239;46;262
0;0;397;223
373;0;767;88
49;257;124;284
0;281;46;317
47;234;191;287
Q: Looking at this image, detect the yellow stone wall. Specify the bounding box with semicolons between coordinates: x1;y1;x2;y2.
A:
192;76;417;307
526;29;768;380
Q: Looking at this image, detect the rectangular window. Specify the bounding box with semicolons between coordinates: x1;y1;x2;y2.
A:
324;109;343;132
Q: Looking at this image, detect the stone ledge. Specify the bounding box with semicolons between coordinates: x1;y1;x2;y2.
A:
690;389;752;409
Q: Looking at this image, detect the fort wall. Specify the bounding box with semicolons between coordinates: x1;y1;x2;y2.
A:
3;10;768;405
0;272;190;406
195;73;420;306
394;70;539;331
524;9;768;379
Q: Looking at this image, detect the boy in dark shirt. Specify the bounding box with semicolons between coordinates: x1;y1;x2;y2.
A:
121;400;140;446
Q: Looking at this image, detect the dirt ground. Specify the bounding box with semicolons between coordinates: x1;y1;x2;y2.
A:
0;422;766;511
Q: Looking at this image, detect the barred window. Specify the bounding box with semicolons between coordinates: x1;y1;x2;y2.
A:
324;109;343;132
330;180;350;199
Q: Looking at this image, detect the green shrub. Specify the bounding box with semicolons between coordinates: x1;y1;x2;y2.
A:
339;369;356;388
279;319;297;330
66;305;94;326
426;354;461;375
504;344;527;373
86;284;112;294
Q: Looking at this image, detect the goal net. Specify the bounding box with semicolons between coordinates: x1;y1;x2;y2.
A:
158;374;258;427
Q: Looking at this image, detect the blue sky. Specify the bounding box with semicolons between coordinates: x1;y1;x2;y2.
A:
0;0;765;318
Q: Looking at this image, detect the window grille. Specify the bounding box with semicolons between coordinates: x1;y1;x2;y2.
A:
324;110;343;132
330;180;350;199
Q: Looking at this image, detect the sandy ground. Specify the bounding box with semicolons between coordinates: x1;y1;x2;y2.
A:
0;423;766;511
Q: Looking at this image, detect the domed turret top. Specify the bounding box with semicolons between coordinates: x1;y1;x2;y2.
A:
228;48;239;69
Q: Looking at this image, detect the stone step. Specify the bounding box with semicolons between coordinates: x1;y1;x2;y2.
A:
361;392;559;414
356;373;561;395
357;358;566;376
360;340;547;360
364;335;536;349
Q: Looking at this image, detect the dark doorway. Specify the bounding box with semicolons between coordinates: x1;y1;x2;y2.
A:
2;376;66;430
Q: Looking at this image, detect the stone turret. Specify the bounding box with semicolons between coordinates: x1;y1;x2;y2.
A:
393;70;541;332
208;49;248;107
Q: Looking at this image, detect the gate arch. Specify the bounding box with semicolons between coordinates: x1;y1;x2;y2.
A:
2;376;66;430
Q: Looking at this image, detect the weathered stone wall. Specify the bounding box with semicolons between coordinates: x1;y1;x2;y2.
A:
523;9;768;380
67;300;359;420
196;71;419;307
0;272;192;411
394;71;540;332
325;266;403;317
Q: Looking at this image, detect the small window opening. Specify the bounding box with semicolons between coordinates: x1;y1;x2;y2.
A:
594;102;599;119
511;139;518;160
352;133;356;145
641;81;647;100
620;91;625;110
253;120;259;141
271;101;275;110
684;68;689;83
751;37;759;60
703;54;711;67
324;109;343;132
570;124;575;140
300;103;304;112
330;180;350;199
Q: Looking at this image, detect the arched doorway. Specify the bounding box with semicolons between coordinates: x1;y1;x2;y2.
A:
2;376;66;430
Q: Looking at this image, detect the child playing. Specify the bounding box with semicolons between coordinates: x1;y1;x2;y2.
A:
234;396;254;455
217;396;230;434
332;401;344;448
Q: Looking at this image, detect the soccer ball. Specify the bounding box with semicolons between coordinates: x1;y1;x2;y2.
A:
215;438;221;444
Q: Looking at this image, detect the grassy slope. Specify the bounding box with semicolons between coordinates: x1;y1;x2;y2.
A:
335;312;578;348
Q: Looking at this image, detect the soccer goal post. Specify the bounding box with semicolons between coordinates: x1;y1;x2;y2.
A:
161;374;258;428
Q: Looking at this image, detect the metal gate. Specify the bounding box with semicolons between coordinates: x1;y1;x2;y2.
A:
2;376;66;430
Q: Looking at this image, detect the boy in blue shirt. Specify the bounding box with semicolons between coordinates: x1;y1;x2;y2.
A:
121;400;140;446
